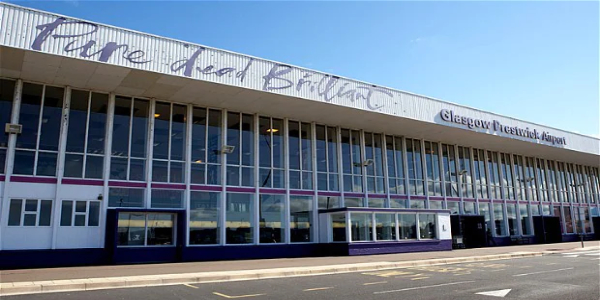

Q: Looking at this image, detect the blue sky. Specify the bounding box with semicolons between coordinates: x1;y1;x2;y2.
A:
7;1;599;137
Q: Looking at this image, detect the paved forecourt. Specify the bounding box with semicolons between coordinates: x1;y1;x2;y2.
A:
3;250;600;300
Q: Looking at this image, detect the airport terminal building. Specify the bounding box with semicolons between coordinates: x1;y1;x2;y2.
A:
0;3;598;268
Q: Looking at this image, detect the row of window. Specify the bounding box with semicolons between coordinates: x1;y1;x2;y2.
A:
8;199;100;227
0;79;598;205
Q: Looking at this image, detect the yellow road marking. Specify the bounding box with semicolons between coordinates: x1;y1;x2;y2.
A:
303;287;333;292
363;270;413;277
183;284;199;289
363;281;387;286
213;292;265;299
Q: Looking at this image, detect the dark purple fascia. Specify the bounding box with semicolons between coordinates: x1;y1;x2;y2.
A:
10;176;57;184
109;181;147;188
62;178;104;186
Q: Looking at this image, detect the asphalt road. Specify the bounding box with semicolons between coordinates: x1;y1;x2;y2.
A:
5;250;600;300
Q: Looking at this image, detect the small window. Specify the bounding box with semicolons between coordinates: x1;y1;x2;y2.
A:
59;200;101;227
7;199;53;226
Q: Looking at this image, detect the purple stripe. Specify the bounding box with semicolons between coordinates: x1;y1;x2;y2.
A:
345;207;450;214
447;197;460;201
318;191;342;197
530;201;540;204
259;188;286;194
109;181;147;188
344;193;364;198
463;199;476;203
389;194;408;199
368;194;387;199
191;185;222;192
290;190;314;196
429;196;444;200
10;176;57;184
0;175;5;181
227;187;255;193
478;199;491;203
505;200;518;204
151;183;186;190
411;196;427;200
62;178;104;186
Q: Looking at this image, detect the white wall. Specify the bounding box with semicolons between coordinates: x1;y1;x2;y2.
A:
437;214;452;240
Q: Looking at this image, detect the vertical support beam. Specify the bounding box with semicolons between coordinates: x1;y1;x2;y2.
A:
184;104;193;247
381;135;390;208
360;130;367;207
402;137;409;208
145;99;156;209
336;126;344;207
0;79;22;250
100;93;115;247
50;86;71;249
311;122;318;242
283;118;290;244
420;139;428;208
221;110;229;245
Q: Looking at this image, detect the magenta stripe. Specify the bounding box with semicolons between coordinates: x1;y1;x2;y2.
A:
463;199;476;202
62;178;104;186
109;181;147;188
447;197;461;201
344;192;364;198
0;175;5;181
227;187;255;193
367;194;387;199
10;176;57;184
429;196;444;200
191;185;222;192
318;191;342;197
260;188;286;194
151;183;186;190
290;190;314;196
478;199;491;203
389;194;408;199
411;195;427;200
505;200;518;204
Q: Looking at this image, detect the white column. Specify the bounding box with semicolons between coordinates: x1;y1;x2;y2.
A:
99;93;115;247
420;139;429;208
0;79;22;250
50;86;71;249
402;137;410;208
220;110;228;246
336;127;344;206
145;99;156;209
360;130;367;207
381;135;391;208
283;118;290;244
184;104;193;246
311;122;318;242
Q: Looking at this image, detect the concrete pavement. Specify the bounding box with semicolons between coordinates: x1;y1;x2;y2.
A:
1;241;598;296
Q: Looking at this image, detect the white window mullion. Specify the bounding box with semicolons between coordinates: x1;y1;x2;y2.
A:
33;85;46;176
126;97;134;181
81;92;92;177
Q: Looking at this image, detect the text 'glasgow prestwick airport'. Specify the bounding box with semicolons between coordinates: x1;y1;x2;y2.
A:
440;109;567;145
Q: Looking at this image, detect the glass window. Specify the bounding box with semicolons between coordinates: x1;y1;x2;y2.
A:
259;117;284;188
375;214;396;241
331;213;347;242
153;102;187;183
463;202;476;214
318;196;341;210
64;90;108;179
14;83;64;176
111;97;149;181
59;200;101;227
406;139;425;196
227;113;255;187
368;197;385;208
344;197;364;207
350;213;372;241
574;207;583;233
425;141;442;196
458;146;473;198
0;79;15;173
506;203;518;236
500;153;515;200
399;214;417;239
390;198;406;208
117;212;146;246
189;191;220;245
524;157;537;201
290;196;313;243
341;129;363;193
364;133;385;194
259;194;285;243
8;199;52;226
473;149;488;199
289;121;312;190
487;151;501;199
447;201;460;215
520;204;532;235
494;203;507;236
479;203;492;234
226;193;254;244
410;199;425;209
583;207;591;233
546;161;559;202
150;189;184;209
536;159;549;202
108;188;145;208
386;136;406;195
429;200;443;210
316;125;340;192
442;144;459;197
146;213;175;246
191;108;222;185
419;214;436;239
